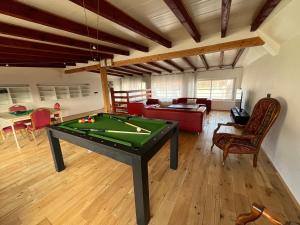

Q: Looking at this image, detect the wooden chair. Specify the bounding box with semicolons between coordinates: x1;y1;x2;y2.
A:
27;108;51;145
236;203;299;225
211;95;281;167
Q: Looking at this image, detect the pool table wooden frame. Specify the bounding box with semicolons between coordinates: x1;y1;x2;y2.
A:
46;113;179;225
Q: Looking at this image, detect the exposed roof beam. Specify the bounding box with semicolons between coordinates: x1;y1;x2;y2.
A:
90;70;125;77
65;37;264;73
0;46;92;62
164;59;184;72
1;63;67;68
232;48;245;68
108;67;143;76
0;36;113;59
70;0;171;48
107;72;131;77
164;0;201;42
134;64;161;74
0;22;129;56
0;0;148;52
221;0;232;37
219;51;224;68
0;57;81;64
199;55;209;70
251;0;281;31
147;62;172;73
122;66;152;75
182;57;197;71
108;69;140;77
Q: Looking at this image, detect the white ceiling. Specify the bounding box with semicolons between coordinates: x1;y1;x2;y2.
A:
0;0;291;72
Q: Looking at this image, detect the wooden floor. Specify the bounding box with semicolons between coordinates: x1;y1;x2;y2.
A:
0;111;299;225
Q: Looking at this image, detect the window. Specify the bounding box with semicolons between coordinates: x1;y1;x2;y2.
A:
151;75;183;101
120;77;146;91
196;79;234;100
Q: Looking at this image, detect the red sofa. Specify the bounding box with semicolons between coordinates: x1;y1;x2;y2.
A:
143;107;205;133
172;97;211;113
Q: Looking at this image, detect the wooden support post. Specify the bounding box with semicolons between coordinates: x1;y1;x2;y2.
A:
99;67;111;113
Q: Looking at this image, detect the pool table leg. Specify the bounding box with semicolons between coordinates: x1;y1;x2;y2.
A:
132;158;150;225
46;129;65;172
170;126;179;170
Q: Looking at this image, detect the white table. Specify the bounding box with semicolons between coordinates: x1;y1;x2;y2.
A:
0;108;63;149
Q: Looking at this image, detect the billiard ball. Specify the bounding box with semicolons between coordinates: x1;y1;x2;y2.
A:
137;127;142;132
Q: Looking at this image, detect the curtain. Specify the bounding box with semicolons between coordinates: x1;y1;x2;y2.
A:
151;74;184;102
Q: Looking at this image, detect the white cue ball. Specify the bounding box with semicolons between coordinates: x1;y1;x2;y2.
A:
137;127;142;132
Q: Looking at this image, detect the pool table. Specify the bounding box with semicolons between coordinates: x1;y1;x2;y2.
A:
46;113;179;225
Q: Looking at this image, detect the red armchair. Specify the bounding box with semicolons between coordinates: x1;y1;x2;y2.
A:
211;96;281;167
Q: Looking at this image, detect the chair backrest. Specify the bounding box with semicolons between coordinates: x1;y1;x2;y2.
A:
54;102;61;110
30;108;51;130
127;102;145;116
244;97;281;146
9;105;27;112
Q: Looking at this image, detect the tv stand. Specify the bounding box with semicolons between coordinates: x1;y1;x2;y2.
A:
230;107;250;125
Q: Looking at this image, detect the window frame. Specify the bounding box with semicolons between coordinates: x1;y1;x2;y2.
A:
195;78;236;100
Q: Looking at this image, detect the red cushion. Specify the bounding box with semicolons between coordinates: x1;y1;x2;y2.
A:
3;123;27;133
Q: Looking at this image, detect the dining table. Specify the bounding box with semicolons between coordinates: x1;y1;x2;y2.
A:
0;108;63;149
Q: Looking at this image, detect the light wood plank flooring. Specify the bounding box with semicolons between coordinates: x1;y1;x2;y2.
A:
0;111;299;225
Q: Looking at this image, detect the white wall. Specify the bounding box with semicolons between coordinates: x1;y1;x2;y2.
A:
242;33;300;204
0;67;104;116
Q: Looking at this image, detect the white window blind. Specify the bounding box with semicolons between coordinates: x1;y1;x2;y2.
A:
151;75;183;101
120;77;145;91
196;79;234;100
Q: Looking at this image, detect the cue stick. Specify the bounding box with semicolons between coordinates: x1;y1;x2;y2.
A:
110;116;151;133
75;128;150;135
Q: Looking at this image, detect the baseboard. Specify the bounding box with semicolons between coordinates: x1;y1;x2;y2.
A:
261;149;300;211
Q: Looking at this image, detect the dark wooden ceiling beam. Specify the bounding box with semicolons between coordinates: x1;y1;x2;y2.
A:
107;71;132;77
219;51;224;68
164;0;201;42
0;22;129;56
0;57;81;64
90;70;125;77
0;36;113;59
70;0;171;48
108;67;143;76
251;0;281;31
147;62;172;73
221;0;232;37
163;59;184;72
108;69;141;77
111;67;143;76
0;63;67;68
0;0;148;52
0;46;92;62
122;66;152;75
182;57;197;71
133;64;161;74
232;48;245;68
199;55;209;70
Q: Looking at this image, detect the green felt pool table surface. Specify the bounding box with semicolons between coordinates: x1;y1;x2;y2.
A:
58;114;168;148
